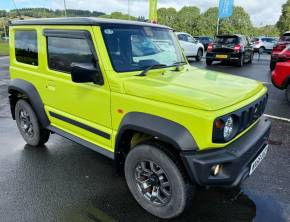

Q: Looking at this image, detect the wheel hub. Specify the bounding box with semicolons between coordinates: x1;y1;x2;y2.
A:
19;109;34;138
135;160;171;206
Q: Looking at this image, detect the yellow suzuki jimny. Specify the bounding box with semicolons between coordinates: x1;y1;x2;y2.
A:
9;18;271;219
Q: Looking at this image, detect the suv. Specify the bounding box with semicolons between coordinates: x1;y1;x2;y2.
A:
270;31;290;70
253;37;277;54
272;45;290;102
9;18;271;219
176;32;204;61
206;34;254;67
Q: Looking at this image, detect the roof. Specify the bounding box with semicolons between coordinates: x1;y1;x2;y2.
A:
11;17;170;29
216;34;243;38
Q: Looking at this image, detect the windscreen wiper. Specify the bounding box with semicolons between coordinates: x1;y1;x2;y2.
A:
172;61;187;71
136;64;168;77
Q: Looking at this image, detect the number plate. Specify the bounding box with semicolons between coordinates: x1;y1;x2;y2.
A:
216;54;228;59
249;145;268;175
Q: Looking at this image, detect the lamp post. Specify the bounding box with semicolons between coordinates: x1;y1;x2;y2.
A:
63;0;67;17
128;0;130;20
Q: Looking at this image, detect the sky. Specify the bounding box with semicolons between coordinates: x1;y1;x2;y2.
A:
1;0;287;27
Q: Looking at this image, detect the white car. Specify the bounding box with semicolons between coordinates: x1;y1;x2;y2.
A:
176;32;204;61
253;37;278;54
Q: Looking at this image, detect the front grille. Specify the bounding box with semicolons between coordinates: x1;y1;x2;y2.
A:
212;94;268;143
236;94;268;133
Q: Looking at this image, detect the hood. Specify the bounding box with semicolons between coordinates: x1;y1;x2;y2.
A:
123;67;264;111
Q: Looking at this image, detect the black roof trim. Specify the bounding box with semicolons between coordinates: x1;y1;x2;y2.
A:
216;34;243;38
11;17;170;29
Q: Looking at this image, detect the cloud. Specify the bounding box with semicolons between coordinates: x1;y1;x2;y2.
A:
47;0;286;26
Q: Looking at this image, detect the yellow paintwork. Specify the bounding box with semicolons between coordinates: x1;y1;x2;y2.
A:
9;24;268;154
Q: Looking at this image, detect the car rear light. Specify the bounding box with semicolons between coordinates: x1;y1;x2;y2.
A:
255;41;260;45
278;46;290;62
234;44;241;52
273;44;287;52
207;43;213;52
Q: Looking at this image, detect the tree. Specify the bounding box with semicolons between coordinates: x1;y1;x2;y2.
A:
157;7;178;29
100;12;136;20
219;7;254;36
253;25;280;37
277;0;290;34
175;6;200;35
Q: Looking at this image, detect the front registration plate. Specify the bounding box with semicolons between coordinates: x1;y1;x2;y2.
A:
216;54;228;59
249;145;268;175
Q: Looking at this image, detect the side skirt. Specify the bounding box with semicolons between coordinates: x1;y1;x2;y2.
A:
47;125;114;159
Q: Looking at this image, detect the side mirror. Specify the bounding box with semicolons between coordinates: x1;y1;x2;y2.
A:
71;63;103;85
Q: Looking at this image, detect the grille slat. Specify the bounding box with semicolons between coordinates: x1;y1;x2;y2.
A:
237;94;268;133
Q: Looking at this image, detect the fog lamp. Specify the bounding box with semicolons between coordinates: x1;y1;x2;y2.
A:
210;164;221;176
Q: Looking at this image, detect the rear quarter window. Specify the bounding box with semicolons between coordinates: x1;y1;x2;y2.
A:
14;30;38;66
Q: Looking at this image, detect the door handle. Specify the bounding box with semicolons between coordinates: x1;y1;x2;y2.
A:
46;80;56;91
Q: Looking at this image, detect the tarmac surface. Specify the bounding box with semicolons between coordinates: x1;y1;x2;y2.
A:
0;55;290;222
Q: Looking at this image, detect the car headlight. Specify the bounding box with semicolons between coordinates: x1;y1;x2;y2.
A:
213;115;239;143
223;116;234;140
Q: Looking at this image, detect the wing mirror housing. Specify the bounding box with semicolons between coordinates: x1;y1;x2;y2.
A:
71;62;104;85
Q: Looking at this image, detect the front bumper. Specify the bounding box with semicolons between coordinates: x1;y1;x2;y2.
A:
181;117;271;187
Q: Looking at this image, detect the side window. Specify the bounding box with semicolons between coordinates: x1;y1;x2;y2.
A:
178;34;187;42
15;30;38;66
187;35;195;43
47;36;95;73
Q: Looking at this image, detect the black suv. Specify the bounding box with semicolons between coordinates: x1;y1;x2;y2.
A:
206;34;254;67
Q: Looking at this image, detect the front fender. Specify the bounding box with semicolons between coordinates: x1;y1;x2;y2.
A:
115;112;198;153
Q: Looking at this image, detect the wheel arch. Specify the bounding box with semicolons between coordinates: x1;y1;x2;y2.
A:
8;79;50;128
114;112;198;172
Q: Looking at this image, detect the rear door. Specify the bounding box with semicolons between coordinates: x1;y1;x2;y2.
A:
177;34;195;56
242;36;252;59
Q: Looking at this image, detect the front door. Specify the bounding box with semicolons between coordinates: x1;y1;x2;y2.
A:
41;26;112;151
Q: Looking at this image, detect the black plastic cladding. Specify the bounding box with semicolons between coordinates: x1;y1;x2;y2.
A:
213;94;268;143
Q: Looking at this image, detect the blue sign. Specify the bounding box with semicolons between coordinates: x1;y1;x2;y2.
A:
219;0;234;18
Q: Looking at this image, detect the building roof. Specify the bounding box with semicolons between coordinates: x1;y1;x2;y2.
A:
11;17;170;29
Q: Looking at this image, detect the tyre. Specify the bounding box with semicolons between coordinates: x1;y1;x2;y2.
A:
270;61;276;71
15;99;50;146
249;52;253;63
238;55;244;67
286;85;290;103
206;59;212;66
195;48;203;62
124;142;193;219
259;47;265;54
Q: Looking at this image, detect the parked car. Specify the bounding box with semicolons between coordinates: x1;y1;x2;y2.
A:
206;34;254;67
194;36;214;50
9;17;271;219
270;31;290;71
176;32;204;61
253;37;278;54
272;45;290;102
1;36;9;41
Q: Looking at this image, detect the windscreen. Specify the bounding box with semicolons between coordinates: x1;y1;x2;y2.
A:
280;34;290;42
101;25;185;72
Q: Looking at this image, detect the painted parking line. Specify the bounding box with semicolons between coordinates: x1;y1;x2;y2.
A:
261;82;272;85
264;114;290;123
